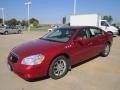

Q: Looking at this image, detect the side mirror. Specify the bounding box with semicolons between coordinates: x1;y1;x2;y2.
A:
105;26;108;29
75;37;84;43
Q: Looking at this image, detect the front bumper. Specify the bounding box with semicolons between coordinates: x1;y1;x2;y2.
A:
113;31;119;35
0;30;4;34
8;61;46;80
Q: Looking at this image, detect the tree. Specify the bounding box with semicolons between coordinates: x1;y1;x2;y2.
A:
21;20;28;26
62;16;66;24
17;20;21;25
1;18;39;27
6;18;19;26
30;18;39;27
102;16;113;24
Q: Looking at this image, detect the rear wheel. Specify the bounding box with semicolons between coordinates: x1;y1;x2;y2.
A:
49;56;69;79
18;30;22;34
101;43;111;57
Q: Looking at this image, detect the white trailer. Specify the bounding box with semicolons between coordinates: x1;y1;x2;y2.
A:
70;14;119;35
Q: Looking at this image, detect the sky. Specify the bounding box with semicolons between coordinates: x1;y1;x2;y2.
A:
0;0;120;24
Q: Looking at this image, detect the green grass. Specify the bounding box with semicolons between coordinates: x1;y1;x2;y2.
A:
30;28;47;32
23;26;50;32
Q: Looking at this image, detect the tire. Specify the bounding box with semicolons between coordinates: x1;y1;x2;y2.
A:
49;56;69;79
118;29;120;36
101;43;111;57
18;30;22;34
4;31;8;35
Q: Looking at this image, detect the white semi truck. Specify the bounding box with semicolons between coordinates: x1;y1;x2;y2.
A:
70;14;119;35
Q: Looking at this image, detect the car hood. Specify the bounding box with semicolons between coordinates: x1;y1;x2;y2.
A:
12;39;64;57
109;26;118;31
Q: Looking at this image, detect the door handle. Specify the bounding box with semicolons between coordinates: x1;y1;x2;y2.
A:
88;42;93;46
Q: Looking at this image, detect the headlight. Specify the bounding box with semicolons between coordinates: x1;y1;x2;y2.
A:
21;54;45;65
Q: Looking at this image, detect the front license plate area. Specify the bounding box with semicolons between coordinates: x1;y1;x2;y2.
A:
7;63;12;71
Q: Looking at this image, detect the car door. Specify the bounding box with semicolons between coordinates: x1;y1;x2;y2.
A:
69;27;95;64
100;21;109;31
5;26;11;33
87;27;106;56
11;27;16;33
7;26;13;33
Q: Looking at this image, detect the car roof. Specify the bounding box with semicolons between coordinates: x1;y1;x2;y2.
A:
58;26;99;30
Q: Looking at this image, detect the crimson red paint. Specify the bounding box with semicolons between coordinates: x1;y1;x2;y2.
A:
7;26;113;80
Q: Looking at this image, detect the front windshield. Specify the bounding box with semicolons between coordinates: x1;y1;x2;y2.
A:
41;28;75;42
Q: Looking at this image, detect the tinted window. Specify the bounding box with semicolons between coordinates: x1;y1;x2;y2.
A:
101;21;109;26
88;28;103;37
0;26;4;28
6;27;10;29
76;28;89;39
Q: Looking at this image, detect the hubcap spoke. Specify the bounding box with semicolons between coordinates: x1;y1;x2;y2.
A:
53;59;66;76
104;45;110;55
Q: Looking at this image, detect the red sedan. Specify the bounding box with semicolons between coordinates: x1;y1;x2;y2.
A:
7;26;113;80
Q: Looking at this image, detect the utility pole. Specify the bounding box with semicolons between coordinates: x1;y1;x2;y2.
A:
0;8;5;25
74;0;77;15
25;1;32;31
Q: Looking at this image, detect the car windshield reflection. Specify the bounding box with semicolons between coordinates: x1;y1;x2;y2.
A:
41;28;75;43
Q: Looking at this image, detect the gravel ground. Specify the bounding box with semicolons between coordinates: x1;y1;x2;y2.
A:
0;31;120;90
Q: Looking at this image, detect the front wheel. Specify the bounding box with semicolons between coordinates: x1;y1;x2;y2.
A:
101;43;111;57
4;31;8;35
49;56;69;79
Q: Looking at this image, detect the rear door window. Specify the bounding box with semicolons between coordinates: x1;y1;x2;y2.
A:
88;27;103;37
